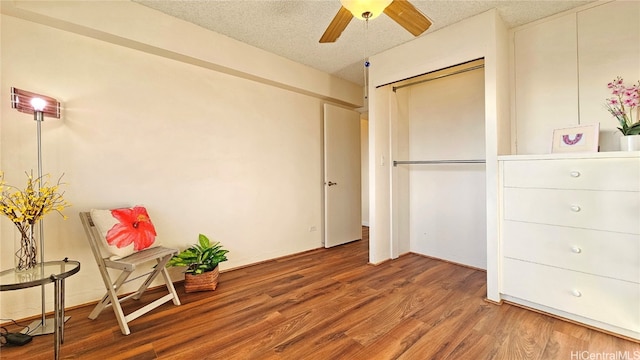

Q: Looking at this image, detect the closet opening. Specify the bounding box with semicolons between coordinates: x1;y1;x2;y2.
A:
388;58;488;272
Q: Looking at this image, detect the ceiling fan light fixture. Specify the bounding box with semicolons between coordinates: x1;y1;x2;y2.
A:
340;0;393;20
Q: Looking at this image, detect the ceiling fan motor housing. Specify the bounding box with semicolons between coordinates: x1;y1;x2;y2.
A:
340;0;393;20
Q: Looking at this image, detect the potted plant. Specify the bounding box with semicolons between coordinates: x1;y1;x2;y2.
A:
605;76;640;150
167;233;229;293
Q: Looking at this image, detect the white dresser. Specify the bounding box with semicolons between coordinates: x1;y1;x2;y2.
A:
498;152;640;340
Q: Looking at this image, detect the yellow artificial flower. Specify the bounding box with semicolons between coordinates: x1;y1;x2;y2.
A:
0;172;71;235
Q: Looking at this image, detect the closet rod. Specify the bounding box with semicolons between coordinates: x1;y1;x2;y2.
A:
392;64;485;92
393;159;485;166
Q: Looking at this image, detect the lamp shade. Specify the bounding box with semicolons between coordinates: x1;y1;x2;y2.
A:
340;0;393;20
10;87;60;119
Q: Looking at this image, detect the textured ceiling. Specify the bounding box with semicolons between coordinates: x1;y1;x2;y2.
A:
135;0;594;86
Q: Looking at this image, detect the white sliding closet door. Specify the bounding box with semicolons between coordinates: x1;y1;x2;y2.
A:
404;67;487;269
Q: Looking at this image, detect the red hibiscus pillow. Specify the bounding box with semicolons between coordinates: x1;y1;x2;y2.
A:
90;206;159;259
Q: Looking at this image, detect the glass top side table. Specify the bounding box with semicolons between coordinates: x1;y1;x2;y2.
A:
0;260;80;290
0;259;80;360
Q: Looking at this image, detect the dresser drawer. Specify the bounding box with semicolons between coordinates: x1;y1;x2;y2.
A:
502;258;640;332
503;187;640;234
502;221;640;283
502;158;640;191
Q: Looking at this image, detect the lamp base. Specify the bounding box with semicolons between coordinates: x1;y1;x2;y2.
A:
21;317;70;336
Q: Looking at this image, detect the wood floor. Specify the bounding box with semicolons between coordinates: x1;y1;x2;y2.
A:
2;228;639;359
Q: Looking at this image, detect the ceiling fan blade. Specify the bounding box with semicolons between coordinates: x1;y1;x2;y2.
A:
384;0;432;37
319;6;354;43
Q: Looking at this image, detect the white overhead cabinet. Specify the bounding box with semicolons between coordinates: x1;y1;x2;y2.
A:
577;0;640;136
513;1;640;154
513;13;578;155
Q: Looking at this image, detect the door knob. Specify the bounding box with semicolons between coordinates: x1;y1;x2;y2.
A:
327;181;338;186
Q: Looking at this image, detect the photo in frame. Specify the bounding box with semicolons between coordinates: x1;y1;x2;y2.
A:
551;124;600;153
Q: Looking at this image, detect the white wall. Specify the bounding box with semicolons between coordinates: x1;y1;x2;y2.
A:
368;10;509;301
361;117;369;226
0;1;363;108
391;86;411;257
0;2;361;320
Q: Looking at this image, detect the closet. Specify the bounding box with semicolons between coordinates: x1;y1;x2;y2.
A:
390;60;487;269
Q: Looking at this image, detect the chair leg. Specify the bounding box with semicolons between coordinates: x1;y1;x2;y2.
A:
88;284;132;335
90;269;133;335
90;269;132;315
88;293;111;320
161;267;181;306
132;254;173;301
108;286;131;335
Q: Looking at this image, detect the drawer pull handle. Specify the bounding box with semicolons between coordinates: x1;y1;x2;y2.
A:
570;205;581;212
571;246;582;254
571;290;582;297
570;171;581;178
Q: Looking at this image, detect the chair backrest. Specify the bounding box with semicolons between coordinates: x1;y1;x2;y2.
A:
79;212;110;264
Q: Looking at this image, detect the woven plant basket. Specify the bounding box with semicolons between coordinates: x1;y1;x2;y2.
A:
184;266;219;293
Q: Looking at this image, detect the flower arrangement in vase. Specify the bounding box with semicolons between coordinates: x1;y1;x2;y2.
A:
605;77;640;150
0;172;70;271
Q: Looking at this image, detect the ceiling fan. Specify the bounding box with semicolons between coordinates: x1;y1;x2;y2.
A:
320;0;432;43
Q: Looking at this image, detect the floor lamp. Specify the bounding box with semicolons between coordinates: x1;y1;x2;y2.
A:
10;87;62;336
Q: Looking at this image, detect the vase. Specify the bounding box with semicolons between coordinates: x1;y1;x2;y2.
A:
620;135;640;151
14;224;38;272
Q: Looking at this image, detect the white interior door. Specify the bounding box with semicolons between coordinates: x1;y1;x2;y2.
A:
324;104;361;248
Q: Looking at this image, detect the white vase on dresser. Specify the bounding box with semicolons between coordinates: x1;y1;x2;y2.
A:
620;135;640;152
497;151;640;341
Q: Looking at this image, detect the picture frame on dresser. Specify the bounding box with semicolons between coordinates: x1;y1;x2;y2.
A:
551;124;599;153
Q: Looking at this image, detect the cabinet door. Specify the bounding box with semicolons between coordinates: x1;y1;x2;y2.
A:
514;14;579;155
578;1;640;151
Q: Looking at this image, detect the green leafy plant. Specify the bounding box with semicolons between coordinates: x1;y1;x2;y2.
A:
167;234;228;274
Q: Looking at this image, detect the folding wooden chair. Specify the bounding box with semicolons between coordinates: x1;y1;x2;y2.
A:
79;211;181;335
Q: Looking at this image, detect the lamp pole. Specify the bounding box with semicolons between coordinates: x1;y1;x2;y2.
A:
28;98;54;335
